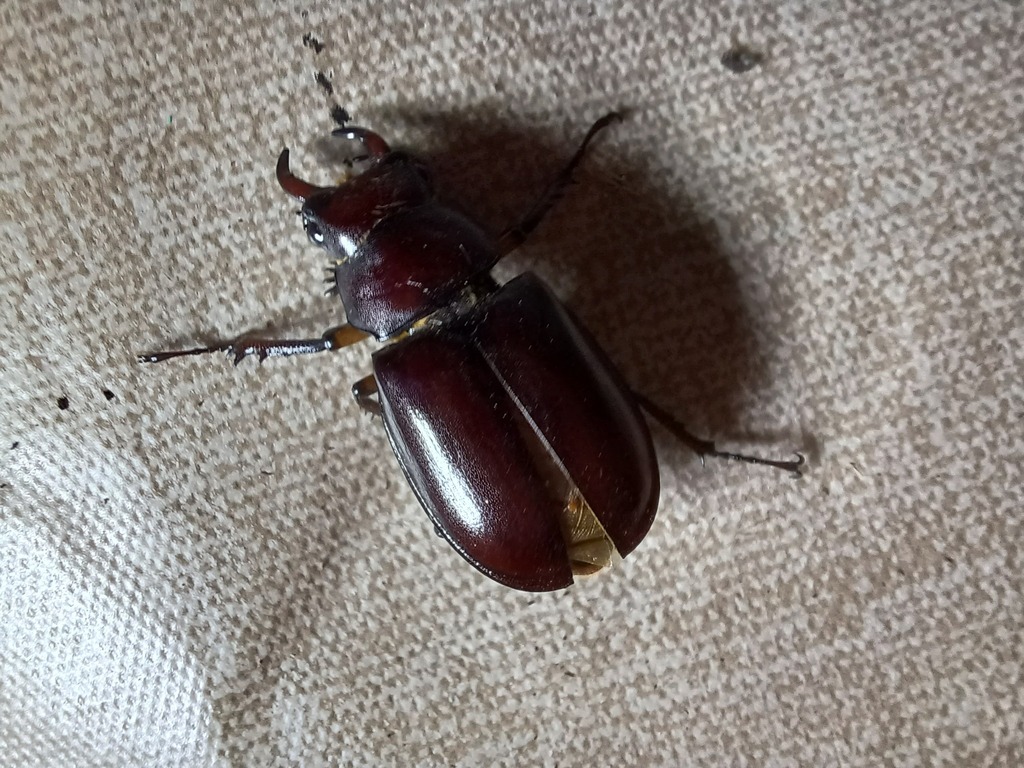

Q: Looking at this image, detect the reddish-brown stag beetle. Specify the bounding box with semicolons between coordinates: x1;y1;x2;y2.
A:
141;113;803;591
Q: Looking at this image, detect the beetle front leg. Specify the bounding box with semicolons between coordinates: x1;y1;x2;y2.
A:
634;393;805;477
139;324;369;365
352;373;381;416
497;112;622;256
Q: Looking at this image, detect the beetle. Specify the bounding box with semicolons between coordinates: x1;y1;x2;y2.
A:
141;113;803;591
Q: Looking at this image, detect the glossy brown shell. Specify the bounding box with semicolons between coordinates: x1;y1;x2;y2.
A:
334;205;497;338
373;273;660;591
303;154;499;339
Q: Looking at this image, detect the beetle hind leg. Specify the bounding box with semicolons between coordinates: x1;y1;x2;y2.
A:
635;393;805;477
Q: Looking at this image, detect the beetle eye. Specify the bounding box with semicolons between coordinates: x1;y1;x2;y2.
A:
305;220;326;246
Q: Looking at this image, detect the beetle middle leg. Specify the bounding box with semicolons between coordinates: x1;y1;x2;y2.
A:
138;323;369;365
497;112;622;255
634;393;805;477
351;373;381;416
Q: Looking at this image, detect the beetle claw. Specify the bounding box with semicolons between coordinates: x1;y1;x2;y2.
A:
788;453;806;479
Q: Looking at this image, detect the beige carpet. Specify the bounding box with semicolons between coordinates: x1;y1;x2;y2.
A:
2;0;1022;764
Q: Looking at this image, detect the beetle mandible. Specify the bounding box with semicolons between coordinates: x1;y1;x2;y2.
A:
141;113;803;591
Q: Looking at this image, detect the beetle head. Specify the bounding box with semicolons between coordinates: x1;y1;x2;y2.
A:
275;141;496;339
276;146;433;261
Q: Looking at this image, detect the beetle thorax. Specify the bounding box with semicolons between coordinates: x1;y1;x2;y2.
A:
302;157;501;339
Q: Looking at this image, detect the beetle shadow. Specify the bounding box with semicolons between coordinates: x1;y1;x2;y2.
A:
380;107;775;446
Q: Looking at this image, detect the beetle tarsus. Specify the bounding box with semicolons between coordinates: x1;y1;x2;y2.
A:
634;393;804;477
700;448;805;478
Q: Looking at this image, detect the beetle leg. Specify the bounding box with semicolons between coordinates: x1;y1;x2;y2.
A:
496;112;622;255
351;373;381;416
634;394;805;477
138;324;369;365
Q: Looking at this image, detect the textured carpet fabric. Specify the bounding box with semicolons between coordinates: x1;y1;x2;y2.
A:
2;1;1022;765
